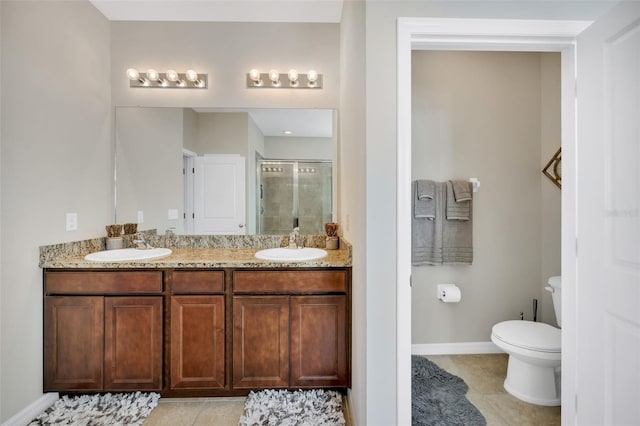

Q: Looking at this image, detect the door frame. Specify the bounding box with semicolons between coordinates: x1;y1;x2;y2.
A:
396;18;591;425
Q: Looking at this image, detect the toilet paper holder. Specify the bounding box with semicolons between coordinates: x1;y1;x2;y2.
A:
437;283;461;302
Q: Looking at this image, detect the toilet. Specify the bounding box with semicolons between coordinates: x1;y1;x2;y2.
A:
491;276;562;406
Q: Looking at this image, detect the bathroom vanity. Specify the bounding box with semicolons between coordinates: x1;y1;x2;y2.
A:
40;243;351;397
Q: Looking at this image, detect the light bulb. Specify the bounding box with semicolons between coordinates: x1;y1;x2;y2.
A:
185;69;199;82
288;69;299;83
146;69;160;82
269;69;280;84
126;68;140;81
166;70;179;82
249;69;261;82
307;70;318;83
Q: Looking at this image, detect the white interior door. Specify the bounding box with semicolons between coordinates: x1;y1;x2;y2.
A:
576;2;640;424
194;155;246;235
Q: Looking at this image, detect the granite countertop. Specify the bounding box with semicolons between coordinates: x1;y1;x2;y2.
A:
40;234;352;269
41;246;351;269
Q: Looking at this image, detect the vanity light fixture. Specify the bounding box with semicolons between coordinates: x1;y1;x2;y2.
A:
126;68;207;89
247;69;323;89
269;69;281;87
287;69;299;86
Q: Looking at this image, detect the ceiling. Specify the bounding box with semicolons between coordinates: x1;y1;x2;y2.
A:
89;0;344;23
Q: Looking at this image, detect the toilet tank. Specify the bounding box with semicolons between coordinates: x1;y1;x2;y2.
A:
545;276;562;327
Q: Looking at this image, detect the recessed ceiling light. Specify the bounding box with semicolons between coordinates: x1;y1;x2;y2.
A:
283;130;293;135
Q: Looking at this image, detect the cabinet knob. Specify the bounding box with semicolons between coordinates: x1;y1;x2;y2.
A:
239;224;245;228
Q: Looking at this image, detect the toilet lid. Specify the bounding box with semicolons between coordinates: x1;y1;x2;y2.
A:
492;320;561;353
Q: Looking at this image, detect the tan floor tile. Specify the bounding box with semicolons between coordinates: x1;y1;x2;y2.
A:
484;393;561;426
450;354;509;394
193;398;245;426
144;400;204;426
424;355;462;376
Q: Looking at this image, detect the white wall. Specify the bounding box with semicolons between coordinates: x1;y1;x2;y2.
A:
339;0;366;424
365;2;613;423
0;0;111;421
183;108;198;154
247;115;265;234
411;51;561;345
195;112;248;156
539;53;562;325
263;136;333;160
111;22;339;109
115;107;184;234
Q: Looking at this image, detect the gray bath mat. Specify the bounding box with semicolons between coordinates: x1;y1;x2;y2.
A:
239;389;345;426
412;355;486;426
29;392;160;425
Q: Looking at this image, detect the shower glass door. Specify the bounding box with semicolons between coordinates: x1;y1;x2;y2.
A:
257;160;332;235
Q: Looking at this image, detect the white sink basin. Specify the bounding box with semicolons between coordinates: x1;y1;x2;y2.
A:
255;247;328;262
84;248;172;262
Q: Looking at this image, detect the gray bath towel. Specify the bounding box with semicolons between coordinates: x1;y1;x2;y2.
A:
443;194;473;264
414;180;435;219
446;181;471;220
412;182;443;265
413;181;473;265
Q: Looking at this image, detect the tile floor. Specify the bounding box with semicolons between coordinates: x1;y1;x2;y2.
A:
143;394;352;426
425;354;561;426
143;354;559;426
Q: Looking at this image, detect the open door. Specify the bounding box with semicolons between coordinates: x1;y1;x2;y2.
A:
194;155;246;235
576;2;640;424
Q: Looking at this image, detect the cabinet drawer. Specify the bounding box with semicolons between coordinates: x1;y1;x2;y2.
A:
233;270;346;293
172;271;224;294
45;271;163;295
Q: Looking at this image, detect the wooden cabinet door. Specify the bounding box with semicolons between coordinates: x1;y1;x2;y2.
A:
44;296;104;391
290;296;347;387
233;296;289;388
104;297;162;390
171;295;225;389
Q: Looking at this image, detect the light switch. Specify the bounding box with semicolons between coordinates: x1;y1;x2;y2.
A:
66;213;78;231
168;209;179;220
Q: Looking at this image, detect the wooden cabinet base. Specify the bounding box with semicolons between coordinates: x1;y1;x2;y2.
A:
43;267;351;395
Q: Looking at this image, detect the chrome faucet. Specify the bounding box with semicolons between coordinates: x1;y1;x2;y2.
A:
289;227;301;249
133;233;153;250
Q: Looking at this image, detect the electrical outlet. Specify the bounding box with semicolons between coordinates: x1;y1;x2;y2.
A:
66;213;78;231
168;209;178;220
137;210;144;224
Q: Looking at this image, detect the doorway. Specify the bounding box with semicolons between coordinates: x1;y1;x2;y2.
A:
410;50;561;350
396;18;591;425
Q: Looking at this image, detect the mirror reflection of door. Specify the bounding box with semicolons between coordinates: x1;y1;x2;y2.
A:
257;160;332;235
192;155;246;235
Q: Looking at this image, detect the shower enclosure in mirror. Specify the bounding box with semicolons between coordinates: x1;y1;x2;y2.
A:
257;160;332;235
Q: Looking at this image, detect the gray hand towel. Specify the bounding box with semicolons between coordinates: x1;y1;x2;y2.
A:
446;181;471;220
452;180;472;202
414;180;435;219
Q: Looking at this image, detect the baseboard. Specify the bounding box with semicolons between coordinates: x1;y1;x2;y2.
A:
2;393;58;426
412;341;504;355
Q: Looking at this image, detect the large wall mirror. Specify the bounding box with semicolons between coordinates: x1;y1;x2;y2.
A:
115;107;336;236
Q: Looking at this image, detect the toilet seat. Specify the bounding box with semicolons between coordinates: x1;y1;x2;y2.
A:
492;320;560;353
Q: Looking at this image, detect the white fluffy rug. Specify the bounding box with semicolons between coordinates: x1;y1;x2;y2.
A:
29;392;160;426
239;389;346;426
